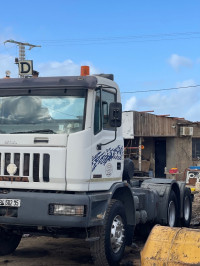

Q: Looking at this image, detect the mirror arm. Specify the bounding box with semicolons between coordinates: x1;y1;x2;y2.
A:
97;128;117;150
97;121;117;150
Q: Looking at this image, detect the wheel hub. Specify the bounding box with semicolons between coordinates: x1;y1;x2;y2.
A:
110;215;125;253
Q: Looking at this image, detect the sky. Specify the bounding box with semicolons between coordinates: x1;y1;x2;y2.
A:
0;0;200;121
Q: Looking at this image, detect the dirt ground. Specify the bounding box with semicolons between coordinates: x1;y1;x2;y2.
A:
0;192;200;266
0;236;143;266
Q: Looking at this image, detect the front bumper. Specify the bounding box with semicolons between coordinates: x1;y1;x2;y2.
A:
0;190;110;228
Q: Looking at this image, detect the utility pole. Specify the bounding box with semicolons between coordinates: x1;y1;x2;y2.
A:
4;40;41;77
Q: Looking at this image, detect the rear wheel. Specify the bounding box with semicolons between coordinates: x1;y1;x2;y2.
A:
0;228;22;255
180;188;192;227
167;190;178;227
90;200;127;266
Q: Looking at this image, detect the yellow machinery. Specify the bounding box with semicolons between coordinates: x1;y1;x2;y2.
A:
141;225;200;265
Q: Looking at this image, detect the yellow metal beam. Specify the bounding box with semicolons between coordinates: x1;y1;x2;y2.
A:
141;225;200;265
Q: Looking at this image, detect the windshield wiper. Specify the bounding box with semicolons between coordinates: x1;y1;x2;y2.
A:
11;129;56;134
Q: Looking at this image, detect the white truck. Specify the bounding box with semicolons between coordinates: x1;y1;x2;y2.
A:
0;67;192;265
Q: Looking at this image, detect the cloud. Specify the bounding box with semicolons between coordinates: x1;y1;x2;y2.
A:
0;54;18;78
124;96;137;111
176;79;196;88
0;55;100;79
0;29;100;78
123;79;200;122
37;59;100;77
168;54;193;71
0;29;22;78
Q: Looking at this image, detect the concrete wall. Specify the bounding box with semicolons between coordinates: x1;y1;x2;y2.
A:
166;137;192;181
166;138;177;169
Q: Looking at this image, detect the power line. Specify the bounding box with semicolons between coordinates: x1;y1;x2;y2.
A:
42;36;200;47
121;84;200;94
30;31;200;46
35;31;200;42
1;32;200;49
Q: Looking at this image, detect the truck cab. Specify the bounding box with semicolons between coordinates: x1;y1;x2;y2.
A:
0;74;123;192
0;76;123;192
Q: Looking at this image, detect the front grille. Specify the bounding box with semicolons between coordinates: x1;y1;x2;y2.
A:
0;153;50;182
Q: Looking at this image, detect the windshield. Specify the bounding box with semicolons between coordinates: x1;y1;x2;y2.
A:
0;93;86;134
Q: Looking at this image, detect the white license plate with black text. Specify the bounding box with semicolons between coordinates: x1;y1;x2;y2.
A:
0;199;21;207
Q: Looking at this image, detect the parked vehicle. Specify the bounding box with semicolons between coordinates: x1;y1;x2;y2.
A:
0;66;192;265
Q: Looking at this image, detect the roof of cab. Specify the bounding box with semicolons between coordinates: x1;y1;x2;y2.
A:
0;76;98;90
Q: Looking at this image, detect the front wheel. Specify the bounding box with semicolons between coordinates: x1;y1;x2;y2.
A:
167;190;178;227
0;228;22;255
90;200;127;266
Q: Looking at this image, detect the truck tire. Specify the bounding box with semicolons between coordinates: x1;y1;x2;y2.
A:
0;229;22;255
180;188;192;227
90;200;127;266
167;190;178;227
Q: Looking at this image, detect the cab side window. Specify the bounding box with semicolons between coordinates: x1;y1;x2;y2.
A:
94;89;115;135
94;90;101;135
102;90;115;130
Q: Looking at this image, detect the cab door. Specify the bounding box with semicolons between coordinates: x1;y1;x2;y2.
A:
89;88;123;191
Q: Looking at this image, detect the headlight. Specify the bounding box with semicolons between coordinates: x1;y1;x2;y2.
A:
49;204;85;216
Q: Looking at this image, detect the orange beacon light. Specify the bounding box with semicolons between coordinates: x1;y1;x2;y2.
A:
81;66;90;76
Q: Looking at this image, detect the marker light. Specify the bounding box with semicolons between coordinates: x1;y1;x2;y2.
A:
81;66;90;76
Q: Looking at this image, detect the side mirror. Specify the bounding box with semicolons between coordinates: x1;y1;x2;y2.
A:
109;102;122;127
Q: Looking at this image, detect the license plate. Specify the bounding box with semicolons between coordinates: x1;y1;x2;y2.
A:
0;199;21;207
